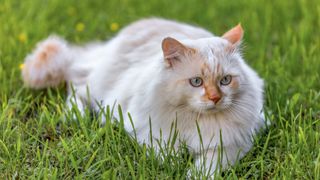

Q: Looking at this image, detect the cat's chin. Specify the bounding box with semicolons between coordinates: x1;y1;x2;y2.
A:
192;105;223;114
203;107;222;114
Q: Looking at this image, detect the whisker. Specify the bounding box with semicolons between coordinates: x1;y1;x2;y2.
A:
227;105;256;118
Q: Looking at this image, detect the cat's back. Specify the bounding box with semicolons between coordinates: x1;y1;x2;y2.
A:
119;18;213;41
111;18;213;62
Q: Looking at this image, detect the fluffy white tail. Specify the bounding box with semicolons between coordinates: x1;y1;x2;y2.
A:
22;36;73;89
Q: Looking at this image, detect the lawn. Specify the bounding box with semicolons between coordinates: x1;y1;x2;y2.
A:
0;0;320;179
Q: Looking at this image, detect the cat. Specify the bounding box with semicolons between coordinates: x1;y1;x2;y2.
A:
22;18;265;175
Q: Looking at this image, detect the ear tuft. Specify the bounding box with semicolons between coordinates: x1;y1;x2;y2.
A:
162;37;186;57
222;24;243;45
161;37;187;67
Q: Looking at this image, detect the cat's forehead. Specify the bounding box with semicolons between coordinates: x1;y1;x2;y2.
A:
186;37;236;72
184;37;229;50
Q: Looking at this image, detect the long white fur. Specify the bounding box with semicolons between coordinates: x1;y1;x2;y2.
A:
22;18;265;175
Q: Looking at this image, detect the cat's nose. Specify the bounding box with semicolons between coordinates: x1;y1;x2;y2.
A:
208;94;221;103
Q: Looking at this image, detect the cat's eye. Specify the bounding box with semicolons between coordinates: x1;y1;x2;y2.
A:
189;77;203;87
220;75;232;85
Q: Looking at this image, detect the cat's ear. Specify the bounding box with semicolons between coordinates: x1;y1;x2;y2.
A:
162;37;188;68
222;24;243;45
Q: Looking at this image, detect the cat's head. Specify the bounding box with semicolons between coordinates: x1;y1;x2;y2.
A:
161;24;263;115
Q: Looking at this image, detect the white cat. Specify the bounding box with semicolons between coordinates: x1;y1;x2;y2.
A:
22;18;265;175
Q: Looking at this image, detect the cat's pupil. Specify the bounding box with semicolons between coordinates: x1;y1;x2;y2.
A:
189;77;203;87
220;75;232;85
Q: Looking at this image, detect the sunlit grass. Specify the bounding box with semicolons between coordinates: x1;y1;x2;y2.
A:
0;0;319;178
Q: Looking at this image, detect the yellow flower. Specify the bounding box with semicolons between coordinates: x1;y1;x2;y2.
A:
76;22;85;32
18;33;27;43
110;22;119;32
19;63;25;70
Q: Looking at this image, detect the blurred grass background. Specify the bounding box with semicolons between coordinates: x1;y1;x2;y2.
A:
0;0;319;179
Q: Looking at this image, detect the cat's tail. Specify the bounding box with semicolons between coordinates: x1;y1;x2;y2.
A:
22;35;76;89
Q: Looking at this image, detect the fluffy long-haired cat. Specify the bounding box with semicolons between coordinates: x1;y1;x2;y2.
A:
22;18;265;175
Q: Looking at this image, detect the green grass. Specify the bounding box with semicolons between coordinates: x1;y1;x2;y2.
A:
1;0;320;179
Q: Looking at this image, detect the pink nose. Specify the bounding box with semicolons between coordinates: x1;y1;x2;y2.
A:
209;94;221;103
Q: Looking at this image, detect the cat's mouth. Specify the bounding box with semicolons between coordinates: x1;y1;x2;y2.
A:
204;104;216;110
189;101;223;114
199;104;221;113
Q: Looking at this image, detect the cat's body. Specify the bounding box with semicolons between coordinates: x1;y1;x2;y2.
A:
22;18;265;174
